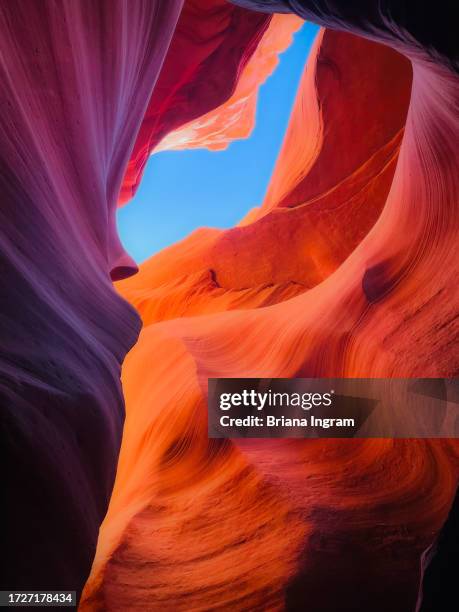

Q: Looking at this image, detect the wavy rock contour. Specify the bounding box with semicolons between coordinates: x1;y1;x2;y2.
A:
82;3;459;611
116;29;412;325
118;0;272;204
0;0;187;596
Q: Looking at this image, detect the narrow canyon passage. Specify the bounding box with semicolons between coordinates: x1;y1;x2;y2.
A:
1;2;457;611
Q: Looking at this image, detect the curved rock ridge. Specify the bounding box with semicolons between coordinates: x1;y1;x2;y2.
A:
1;0;308;600
155;13;303;154
0;0;187;597
3;0;457;608
1;0;302;598
82;3;459;611
116;29;412;325
118;0;273;204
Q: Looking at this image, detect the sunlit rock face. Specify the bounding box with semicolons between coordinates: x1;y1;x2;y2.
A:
81;3;459;612
0;0;184;598
118;0;272;204
155;13;304;153
0;0;288;600
116;29;412;324
2;0;457;609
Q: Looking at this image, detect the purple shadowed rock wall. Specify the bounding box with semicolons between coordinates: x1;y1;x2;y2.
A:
0;0;183;599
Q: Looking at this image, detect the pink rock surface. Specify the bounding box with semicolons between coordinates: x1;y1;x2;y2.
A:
82;7;459;612
0;0;183;597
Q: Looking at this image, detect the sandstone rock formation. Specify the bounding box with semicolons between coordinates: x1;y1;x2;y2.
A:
0;0;270;600
1;0;457;609
81;2;459;610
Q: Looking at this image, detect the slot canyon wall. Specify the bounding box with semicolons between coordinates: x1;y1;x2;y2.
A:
0;0;457;610
0;0;183;595
0;0;271;600
82;1;459;611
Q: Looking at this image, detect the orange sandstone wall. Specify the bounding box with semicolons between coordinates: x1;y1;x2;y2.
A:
116;30;412;326
82;10;459;612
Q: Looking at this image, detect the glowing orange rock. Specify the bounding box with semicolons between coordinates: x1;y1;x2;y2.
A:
119;0;272;204
156;13;303;153
116;29;412;326
83;12;459;612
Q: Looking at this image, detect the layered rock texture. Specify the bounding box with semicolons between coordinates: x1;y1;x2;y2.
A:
116;28;412;323
82;3;458;612
1;0;458;610
119;0;273;203
0;0;270;600
0;0;183;596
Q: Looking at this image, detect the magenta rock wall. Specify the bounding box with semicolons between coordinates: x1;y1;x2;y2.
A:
0;0;183;597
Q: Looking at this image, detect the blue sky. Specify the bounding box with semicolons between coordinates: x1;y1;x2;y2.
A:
118;22;318;264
